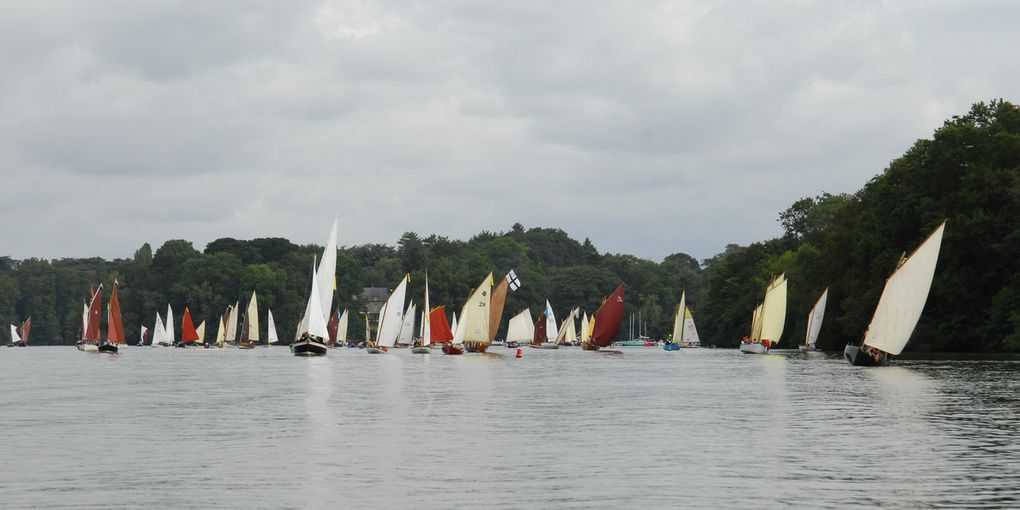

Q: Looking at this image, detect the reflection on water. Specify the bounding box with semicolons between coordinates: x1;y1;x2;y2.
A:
0;347;1017;509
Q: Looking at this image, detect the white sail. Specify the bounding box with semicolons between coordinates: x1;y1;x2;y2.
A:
10;324;20;344
267;309;280;344
316;217;338;321
422;273;431;346
506;309;534;343
805;288;828;347
376;275;409;348
153;312;167;345
301;258;329;340
139;325;148;345
246;291;260;342
165;304;175;345
554;308;578;344
453;273;492;344
682;308;701;345
450;312;458;339
583;310;591;342
671;291;687;343
81;300;89;339
375;302;387;343
195;321;206;344
225;301;239;343
544;300;557;341
336;309;348;344
759;274;787;344
397;303;416;345
863;222;946;355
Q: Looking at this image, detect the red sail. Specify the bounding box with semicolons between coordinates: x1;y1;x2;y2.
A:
85;286;104;342
429;305;454;343
532;314;547;346
181;307;199;343
107;284;125;344
327;306;339;346
20;317;31;345
592;283;625;348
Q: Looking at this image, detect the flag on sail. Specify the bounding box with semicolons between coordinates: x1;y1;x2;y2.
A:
507;269;522;291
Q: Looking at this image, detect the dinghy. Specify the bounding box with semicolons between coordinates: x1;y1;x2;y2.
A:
800;288;828;351
412;273;432;354
582;283;625;351
543;300;558;344
664;290;688;351
681;308;701;348
179;307;200;348
458;273;493;353
395;302;416;348
292;257;330;357
223;302;239;347
845;221;946;366
195;320;206;348
139;325;151;346
739;274;787;354
506;308;533;349
151;312;169;348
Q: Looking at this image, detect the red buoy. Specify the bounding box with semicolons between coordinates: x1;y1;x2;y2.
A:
516;348;522;358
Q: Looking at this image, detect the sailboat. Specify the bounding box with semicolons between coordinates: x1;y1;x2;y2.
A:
77;285;103;352
579;312;591;347
544;300;558;343
530;312;559;349
100;282;125;353
239;292;259;349
412;273;432;354
800;288;828;351
458;273;494;353
554;307;579;346
327;306;340;347
488;273;509;346
739;274;787;354
395;302;416;348
179;307;200;348
665;291;700;350
367;274;409;354
224;301;239;347
266;309;280;346
151;312;170;347
505;308;533;349
195;321;206;347
336;309;349;347
430;305;455;352
845;221;946;366
292;257;330;357
165;304;176;348
139;325;151;346
7;317;30;347
582;283;625;351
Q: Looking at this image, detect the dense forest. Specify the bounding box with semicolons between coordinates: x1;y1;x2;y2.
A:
2;101;1018;351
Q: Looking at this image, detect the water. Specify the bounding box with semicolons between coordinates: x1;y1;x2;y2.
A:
1;347;1018;509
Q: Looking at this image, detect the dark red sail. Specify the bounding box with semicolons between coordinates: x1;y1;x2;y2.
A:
327;306;339;346
592;283;625;348
85;286;104;342
532;314;547;346
429;305;454;343
107;283;125;344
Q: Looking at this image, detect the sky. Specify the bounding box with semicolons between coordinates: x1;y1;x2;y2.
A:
1;1;1017;262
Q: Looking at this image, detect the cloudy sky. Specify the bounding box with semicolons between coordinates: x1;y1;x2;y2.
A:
1;1;1016;262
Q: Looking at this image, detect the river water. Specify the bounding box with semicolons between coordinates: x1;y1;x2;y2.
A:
1;346;1017;509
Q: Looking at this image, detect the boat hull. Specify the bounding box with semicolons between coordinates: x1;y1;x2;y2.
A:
411;346;431;354
663;343;680;351
366;346;388;354
799;344;816;351
739;342;768;354
581;341;600;351
844;344;888;366
291;339;328;357
530;343;559;349
77;343;99;352
464;342;488;353
441;344;464;355
98;343;119;353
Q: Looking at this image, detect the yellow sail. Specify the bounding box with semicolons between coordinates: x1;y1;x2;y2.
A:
247;291;260;342
759;274;788;344
453;273;492;345
671;290;686;343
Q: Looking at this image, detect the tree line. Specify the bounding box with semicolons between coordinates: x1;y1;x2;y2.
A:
1;100;1017;351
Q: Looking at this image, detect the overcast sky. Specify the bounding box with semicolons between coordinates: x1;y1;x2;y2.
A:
1;1;1016;262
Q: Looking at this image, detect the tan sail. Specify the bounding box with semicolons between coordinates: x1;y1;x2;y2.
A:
453;273;492;345
246;291;260;342
488;276;509;342
671;290;687;343
759;274;787;344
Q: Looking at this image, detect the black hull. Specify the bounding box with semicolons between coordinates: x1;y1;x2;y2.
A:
844;344;888;366
291;339;328;357
98;343;119;353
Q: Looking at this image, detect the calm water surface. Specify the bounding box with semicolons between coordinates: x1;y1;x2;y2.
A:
1;347;1017;509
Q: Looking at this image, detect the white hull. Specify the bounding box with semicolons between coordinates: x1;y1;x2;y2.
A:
739;342;768;354
77;343;99;352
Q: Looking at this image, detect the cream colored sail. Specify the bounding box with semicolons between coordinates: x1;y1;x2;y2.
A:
506;309;534;343
246;291;260;342
216;307;227;345
682;307;700;345
422;273;431;346
301;258;329;340
671;290;687;343
750;303;764;341
316;217;338;320
453;273;492;345
267;309;280;344
580;312;590;343
376;275;409;348
555;308;578;344
195;321;206;344
863;222;946;355
336;309;348;344
226;301;239;343
804;288;828;347
759;274;787;344
397;303;416;345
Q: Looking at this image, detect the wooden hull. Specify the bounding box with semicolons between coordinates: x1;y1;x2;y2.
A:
464;342;488;353
441;344;464;355
238;343;256;349
739;341;768;354
530;343;559;349
581;341;600;351
291;339;328;357
844;344;889;366
411;346;431;354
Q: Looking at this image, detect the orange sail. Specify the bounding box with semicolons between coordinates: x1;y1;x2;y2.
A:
429;305;454;343
488;277;508;342
107;284;125;344
592;283;625;348
181;307;199;344
20;317;31;346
